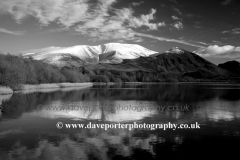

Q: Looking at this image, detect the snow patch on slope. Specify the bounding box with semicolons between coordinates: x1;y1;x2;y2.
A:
166;47;185;54
103;43;157;59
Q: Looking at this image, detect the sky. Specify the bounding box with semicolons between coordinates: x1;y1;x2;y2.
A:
0;0;240;64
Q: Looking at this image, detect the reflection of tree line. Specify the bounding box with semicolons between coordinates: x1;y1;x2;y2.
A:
2;84;240;120
93;84;240;102
1;89;92;119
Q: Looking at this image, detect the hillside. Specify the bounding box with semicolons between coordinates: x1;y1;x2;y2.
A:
218;61;240;75
82;47;228;81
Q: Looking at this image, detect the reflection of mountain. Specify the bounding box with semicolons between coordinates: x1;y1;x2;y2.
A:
0;123;240;159
0;128;160;160
32;100;158;122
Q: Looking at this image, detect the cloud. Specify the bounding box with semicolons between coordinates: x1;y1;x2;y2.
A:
171;15;183;30
173;21;184;30
0;27;25;35
0;0;89;27
172;7;182;15
129;8;166;30
171;16;179;20
76;6;165;41
195;45;240;59
0;0;165;42
197;42;209;46
209;40;226;46
0;0;190;44
132;1;144;6
0;0;203;50
21;46;62;55
222;28;240;35
133;32;206;48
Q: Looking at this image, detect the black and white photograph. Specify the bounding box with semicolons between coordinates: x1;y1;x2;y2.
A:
0;0;240;159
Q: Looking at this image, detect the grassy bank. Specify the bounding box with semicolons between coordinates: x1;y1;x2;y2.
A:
0;83;93;95
21;83;93;91
0;86;13;95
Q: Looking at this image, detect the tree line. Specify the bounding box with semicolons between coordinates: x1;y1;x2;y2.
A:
0;53;182;88
0;54;90;89
1;53;228;90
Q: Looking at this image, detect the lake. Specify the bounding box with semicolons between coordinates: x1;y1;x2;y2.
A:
0;83;240;159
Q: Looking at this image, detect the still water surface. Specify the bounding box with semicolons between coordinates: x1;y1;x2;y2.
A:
0;84;240;159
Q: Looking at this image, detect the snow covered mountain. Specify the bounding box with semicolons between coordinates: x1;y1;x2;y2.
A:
22;43;158;67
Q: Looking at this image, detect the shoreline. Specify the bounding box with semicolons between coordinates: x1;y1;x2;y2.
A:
0;83;93;95
1;81;239;95
124;82;233;84
0;86;14;95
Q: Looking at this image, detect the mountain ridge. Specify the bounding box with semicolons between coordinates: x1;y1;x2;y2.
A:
22;43;158;66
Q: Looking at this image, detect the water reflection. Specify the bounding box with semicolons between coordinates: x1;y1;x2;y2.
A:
0;94;12;120
0;84;240;159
